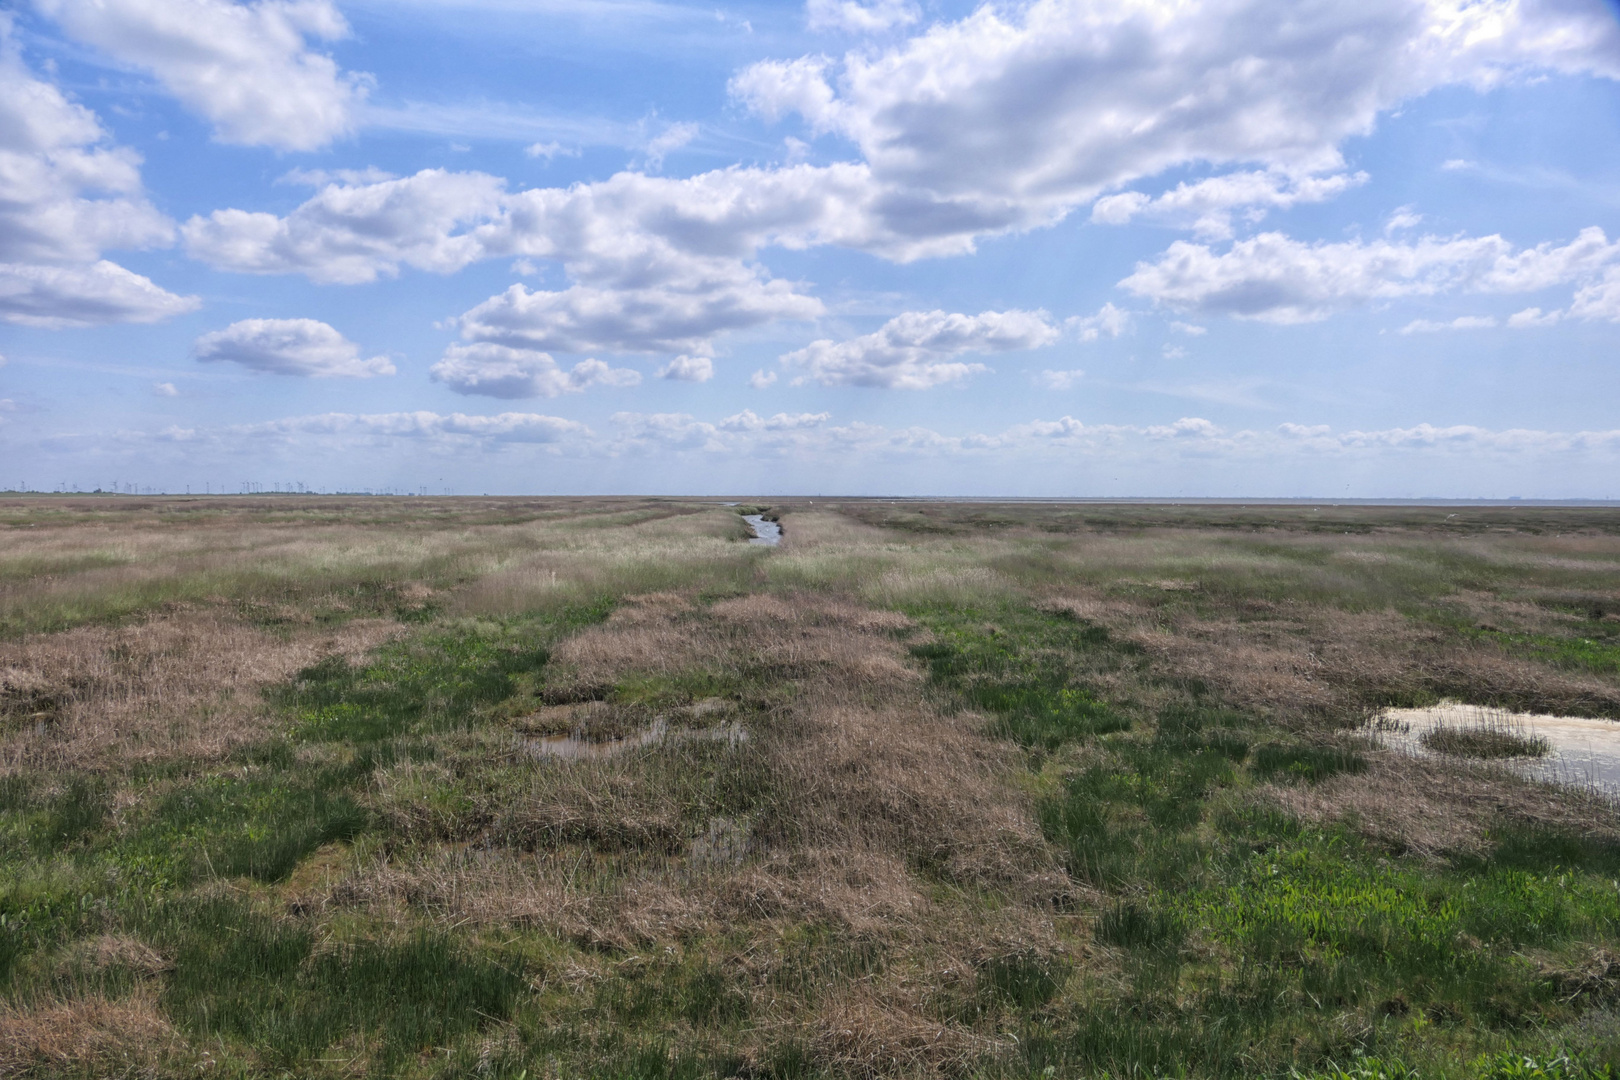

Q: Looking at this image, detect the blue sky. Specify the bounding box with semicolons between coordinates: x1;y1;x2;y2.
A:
1;0;1618;497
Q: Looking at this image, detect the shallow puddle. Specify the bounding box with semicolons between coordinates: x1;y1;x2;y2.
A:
1374;702;1620;792
744;514;781;546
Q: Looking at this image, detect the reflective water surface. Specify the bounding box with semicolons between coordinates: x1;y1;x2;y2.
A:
744;514;781;546
1375;702;1620;792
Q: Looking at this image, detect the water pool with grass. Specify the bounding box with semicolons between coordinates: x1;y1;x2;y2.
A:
1376;702;1620;792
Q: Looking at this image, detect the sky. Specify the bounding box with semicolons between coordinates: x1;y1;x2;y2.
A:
1;0;1619;498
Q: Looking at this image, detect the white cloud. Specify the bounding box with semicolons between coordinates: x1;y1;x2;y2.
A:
184;169;507;284
203;410;593;448
455;275;820;356
782;308;1058;389
1385;206;1424;234
644;122;697;170
1066;302;1129;341
429;343;639;398
0;39;174;267
35;0;368;151
749;369;778;389
155;0;1620;365
1277;421;1620;455
1569;268;1620;322
0;261;199;328
0;23;194;327
525;142;580;160
1162;344;1188;359
728;57;844;132
608;411;724;451
184;163;910;353
153;381;178;396
1500;267;1620;326
279;167;396;187
805;0;917;34
1035;368;1084;390
734;0;1620;244
1508;306;1562;328
46;405;1620;475
1171;321;1207;336
1090;170;1368;240
1120;227;1620;323
718;409;829;431
1400;315;1498;333
193;318;395;377
658;355;713;382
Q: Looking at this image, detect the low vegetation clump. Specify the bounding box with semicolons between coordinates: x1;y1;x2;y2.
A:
1422;721;1554;759
2;495;1619;1077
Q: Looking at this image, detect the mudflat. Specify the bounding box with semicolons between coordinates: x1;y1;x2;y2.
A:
3;496;1620;1079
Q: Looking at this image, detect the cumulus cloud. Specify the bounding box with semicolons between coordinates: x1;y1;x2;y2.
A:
153;381;178;396
1501;267;1620;326
1067;302;1130;341
184;169;507;284
0;261;198;328
161;0;1620;363
1568;268;1620;322
749;369;778;389
0;24;194;327
35;0;368;151
193;319;395;378
184;164;905;353
806;0;918;34
718;409;830;431
729;57;844;131
1091;170;1368;240
1120;227;1620;323
0;39;173;267
658;355;714;382
734;0;1620;241
429;343;639;399
455;276;820;356
782;309;1058;388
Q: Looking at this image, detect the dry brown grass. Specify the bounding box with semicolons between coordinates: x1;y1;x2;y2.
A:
316;589;1071;1074
1258;748;1620;859
0;608;402;772
0;992;176;1077
1042;589;1620;726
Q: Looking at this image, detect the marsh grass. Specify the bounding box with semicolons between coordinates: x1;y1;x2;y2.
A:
1423;718;1554;759
3;497;1620;1078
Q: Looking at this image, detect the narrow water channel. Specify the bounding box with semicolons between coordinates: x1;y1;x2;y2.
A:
744;514;781;546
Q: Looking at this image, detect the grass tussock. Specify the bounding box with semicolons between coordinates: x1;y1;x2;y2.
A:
2;495;1620;1077
1422;718;1554;759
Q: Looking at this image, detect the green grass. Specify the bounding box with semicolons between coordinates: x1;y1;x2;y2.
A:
909;603;1620;1079
151;896;526;1069
6;500;1620;1078
0;602;618;1073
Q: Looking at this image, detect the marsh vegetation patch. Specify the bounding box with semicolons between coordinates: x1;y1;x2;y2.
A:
2;497;1620;1077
